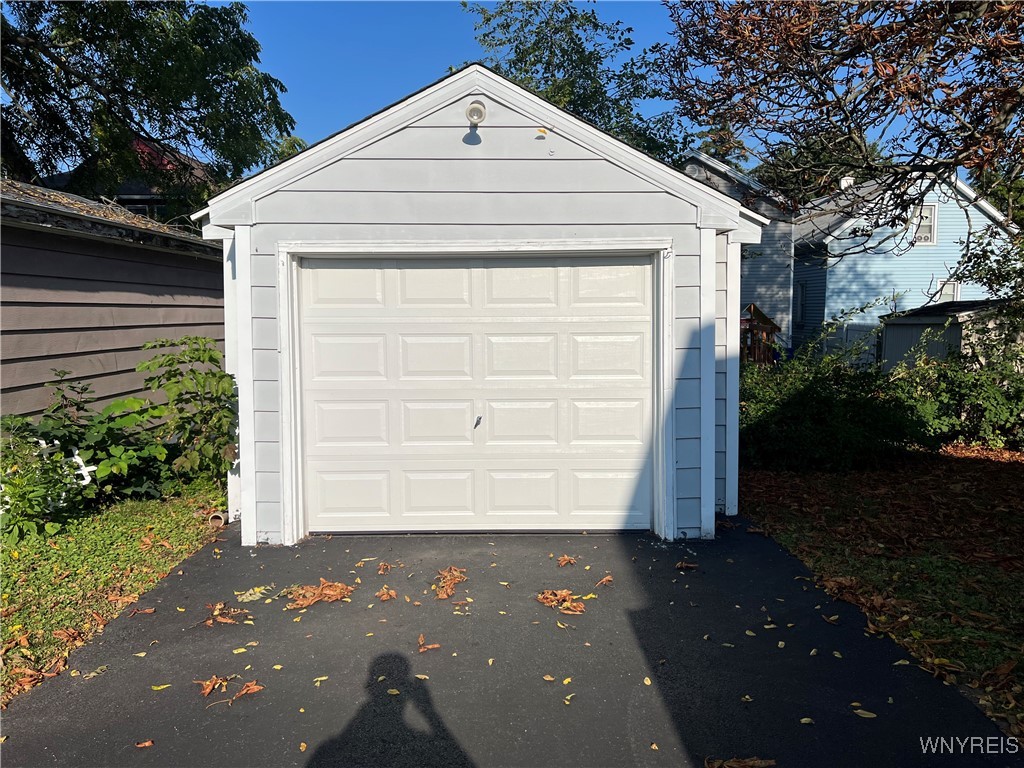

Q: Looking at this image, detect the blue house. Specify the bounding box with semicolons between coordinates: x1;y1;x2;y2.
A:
789;175;1014;352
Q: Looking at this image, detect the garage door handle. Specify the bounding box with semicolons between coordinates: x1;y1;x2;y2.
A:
474;416;482;429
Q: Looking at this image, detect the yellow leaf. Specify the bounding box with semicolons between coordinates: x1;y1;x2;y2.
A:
232;648;247;654
563;694;575;705
243;620;254;626
151;685;171;691
293;616;302;622
853;709;877;718
810;649;818;656
176;607;185;612
741;694;753;702
367;604;374;609
244;665;252;671
643;677;652;686
387;689;400;695
800;717;815;725
366;633;374;637
134;652;147;657
264;599;272;604
273;665;283;670
415;674;429;680
562;677;572;685
893;659;910;666
10;551;18;559
650;743;659;751
299;708;304;713
833;651;843;659
745;630;756;636
488;658;494;666
313;676;328;687
581;593;598;600
778;641;785;649
543;675;555;682
498;611;508;615
70;670;80;677
851;701;861;707
722;643;735;648
584;565;591;571
499;581;510;586
246;641;259;647
9;624;22;633
299;743;307;753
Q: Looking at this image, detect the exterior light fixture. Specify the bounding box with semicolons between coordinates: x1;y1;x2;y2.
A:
466;100;487;126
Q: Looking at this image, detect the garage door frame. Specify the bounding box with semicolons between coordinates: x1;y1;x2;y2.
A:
276;238;678;543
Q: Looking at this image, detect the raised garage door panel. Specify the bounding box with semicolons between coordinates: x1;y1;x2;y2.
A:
300;257;653;531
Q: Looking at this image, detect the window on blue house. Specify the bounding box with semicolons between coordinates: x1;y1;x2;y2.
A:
793;282;806;324
937;279;960;302
913;204;937;245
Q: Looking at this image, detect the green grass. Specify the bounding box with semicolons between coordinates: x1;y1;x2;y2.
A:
1;483;222;704
742;446;1024;737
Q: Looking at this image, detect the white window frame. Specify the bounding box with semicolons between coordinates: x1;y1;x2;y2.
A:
913;204;938;245
937;279;960;302
274;238;685;544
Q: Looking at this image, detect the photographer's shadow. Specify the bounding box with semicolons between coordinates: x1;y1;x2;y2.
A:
307;653;475;768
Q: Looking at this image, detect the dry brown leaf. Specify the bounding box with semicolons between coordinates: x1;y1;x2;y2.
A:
127;607;156;617
537;589;585;615
285;579;356;610
595;575;613;588
557;555;577;567
232;680;264;701
434;566;468;600
542;675;556;681
193;674;232;697
675;561;699;571
135;740;154;749
377;562;392;576
375;586;397;602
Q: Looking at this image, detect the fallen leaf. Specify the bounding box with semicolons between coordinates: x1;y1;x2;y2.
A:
563;694;575;705
387;688;400;695
557;555;577;567
135;740;154;749
810;649;818;656
151;684;171;691
128;607;156;617
234;585;272;603
595;575;613;588
537;589;585;615
741;694;754;702
377;562;392;575
300;743;307;753
675;561;698;570
543;675;555;682
644;677;652;686
853;709;877;718
434;566;468;600
415;674;429;680
285;579;356;610
375;586;397;602
651;743;659;750
893;659;910;666
273;665;283;670
833;651;843;659
313;676;329;687
800;718;814;725
232;648;247;654
777;642;785;649
232;680;264;701
562;677;572;685
176;607;185;612
488;658;494;666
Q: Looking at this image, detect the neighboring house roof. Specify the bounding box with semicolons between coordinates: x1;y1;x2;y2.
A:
793;175;1016;249
679;150;792;216
193;63;769;234
881;298;1015;325
1;178;218;257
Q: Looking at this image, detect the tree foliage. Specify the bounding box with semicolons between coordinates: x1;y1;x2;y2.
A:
464;0;689;165
657;1;1022;288
1;1;294;194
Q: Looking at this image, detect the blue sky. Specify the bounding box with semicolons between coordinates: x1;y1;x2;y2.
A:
241;1;678;146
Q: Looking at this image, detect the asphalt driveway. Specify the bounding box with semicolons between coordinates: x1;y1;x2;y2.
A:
2;518;1018;768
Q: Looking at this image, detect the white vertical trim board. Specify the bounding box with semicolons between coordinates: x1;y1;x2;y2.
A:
222;235;242;523
233;227;259;545
699;228;718;539
726;238;741;516
276;238;675;543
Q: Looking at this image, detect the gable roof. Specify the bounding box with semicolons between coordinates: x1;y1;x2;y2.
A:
1;178;217;257
194;63;767;233
793;175;1016;249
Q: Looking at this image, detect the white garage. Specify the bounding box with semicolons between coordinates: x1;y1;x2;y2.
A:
193;64;765;545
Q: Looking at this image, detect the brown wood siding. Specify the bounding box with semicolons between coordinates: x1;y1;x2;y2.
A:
1;225;224;416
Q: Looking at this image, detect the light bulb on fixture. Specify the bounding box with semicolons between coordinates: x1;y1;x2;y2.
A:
466;100;487;126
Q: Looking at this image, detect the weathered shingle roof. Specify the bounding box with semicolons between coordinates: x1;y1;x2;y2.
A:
881;298;1014;324
1;178;217;256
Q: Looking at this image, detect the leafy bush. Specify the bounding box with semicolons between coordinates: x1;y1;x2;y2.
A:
890;306;1024;449
0;337;236;543
0;425;81;544
136;336;237;486
742;302;1024;471
740;339;924;471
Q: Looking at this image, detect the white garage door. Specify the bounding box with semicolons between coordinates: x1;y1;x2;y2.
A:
299;256;653;532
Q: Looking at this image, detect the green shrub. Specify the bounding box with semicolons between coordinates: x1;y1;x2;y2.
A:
0;425;81;544
136;336;237;487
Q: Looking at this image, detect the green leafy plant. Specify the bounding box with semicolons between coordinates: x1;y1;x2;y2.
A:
136;336;237;487
0;424;80;544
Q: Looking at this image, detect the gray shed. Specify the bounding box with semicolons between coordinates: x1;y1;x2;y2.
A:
879;299;1011;370
192;65;765;545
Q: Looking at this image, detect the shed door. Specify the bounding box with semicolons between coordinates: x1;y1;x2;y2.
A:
299;256;653;532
